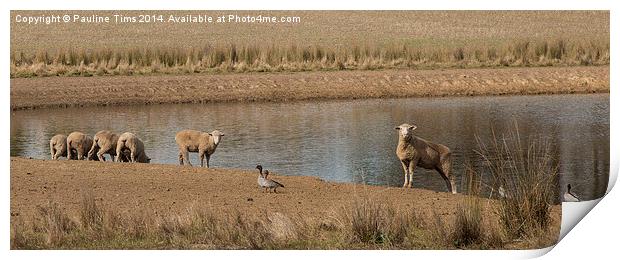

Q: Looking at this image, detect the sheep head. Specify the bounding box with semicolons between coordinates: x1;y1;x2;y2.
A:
395;123;417;139
209;130;225;146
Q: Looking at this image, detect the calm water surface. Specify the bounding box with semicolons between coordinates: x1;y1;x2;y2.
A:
11;94;610;201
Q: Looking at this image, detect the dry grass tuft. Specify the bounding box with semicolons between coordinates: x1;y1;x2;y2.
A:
35;202;77;247
79;191;104;231
475;121;559;240
451;167;484;248
341;197;409;246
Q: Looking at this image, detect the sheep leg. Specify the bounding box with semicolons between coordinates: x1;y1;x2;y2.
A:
77;147;85;160
66;140;72;160
87;143;98;161
178;152;184;165
97;151;107;162
97;143;111;162
205;155;210;168
53;150;62;160
407;160;418;188
70;151;78;160
439;155;456;194
182;150;192;166
199;151;205;167
115;146;123;162
437;168;455;194
50;144;55;160
400;161;409;188
130;150;137;163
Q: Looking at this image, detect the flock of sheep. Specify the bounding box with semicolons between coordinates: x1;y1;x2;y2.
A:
50;130;151;163
48;123;460;194
49;129;225;166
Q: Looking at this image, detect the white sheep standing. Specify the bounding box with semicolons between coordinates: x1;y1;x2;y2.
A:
395;123;456;194
66;131;97;160
87;130;129;162
115;132;150;163
175;129;225;168
49;134;70;160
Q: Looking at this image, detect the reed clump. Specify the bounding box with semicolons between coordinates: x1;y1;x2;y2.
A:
10;39;609;78
474;123;559;242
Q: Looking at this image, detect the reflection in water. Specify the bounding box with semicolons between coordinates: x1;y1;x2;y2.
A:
10;94;609;200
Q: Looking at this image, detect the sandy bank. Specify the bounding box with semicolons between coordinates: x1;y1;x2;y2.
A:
10;66;608;110
10;157;560;249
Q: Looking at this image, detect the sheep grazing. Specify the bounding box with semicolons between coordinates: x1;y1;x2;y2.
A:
115;132;150;163
49;134;70;160
88;130;123;162
66;131;98;160
395;123;456;194
256;165;285;193
175;129;225;168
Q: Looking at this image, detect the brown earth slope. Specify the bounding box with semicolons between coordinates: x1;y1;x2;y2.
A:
10;157;561;249
10;66;609;110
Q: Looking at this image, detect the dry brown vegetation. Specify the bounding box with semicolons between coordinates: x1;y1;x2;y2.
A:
9;39;609;78
10;11;609;78
10;191;549;250
8;191;521;249
475;124;560;242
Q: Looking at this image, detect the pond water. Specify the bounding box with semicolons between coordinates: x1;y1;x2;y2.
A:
10;94;610;201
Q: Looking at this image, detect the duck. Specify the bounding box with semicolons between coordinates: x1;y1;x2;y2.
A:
563;184;580;202
256;164;285;193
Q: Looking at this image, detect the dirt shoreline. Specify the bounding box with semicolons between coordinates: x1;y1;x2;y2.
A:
10;66;609;111
9;157;561;248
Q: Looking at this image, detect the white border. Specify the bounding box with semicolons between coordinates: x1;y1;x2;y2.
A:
3;1;617;259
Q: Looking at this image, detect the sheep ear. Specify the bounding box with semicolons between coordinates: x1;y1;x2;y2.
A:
409;125;417;130
220;133;225;136
395;126;401;130
208;133;213;136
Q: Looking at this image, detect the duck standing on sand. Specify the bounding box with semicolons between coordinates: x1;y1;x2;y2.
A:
256;164;285;193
